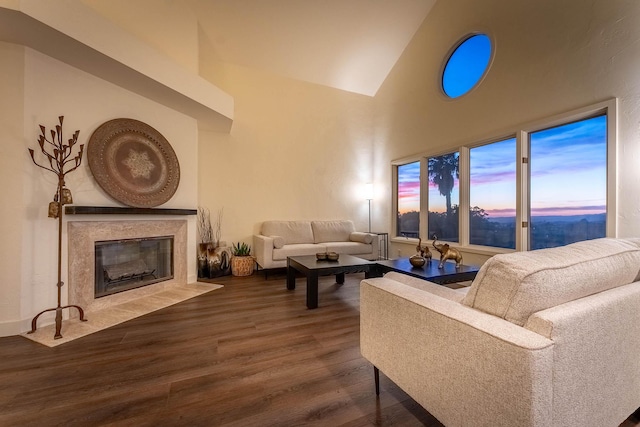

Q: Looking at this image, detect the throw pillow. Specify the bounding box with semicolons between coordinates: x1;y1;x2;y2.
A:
350;232;373;244
272;236;285;249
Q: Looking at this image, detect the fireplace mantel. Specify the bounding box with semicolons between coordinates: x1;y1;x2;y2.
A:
65;206;197;216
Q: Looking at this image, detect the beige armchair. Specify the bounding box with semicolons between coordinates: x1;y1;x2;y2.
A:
360;238;640;427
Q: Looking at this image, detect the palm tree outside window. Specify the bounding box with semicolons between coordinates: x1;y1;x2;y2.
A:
428;152;459;242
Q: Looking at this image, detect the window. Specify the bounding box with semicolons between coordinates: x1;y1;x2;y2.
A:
469;138;517;249
529;115;607;249
392;101;614;252
442;34;492;98
397;161;420;238
428;152;459;242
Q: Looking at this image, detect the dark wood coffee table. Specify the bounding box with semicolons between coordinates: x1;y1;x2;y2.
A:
287;254;374;309
374;258;479;284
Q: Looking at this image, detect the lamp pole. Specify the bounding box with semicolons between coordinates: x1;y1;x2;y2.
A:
364;183;373;233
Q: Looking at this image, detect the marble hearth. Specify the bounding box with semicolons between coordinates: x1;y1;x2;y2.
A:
68;220;188;314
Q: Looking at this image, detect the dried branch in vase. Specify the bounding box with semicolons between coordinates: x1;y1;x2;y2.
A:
197;206;213;244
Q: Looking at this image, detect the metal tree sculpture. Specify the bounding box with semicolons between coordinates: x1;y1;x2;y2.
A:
27;116;87;339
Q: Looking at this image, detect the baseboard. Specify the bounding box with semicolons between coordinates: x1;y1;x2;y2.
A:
0;317;39;338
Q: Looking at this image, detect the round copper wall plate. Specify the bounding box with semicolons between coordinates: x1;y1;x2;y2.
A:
87;118;180;208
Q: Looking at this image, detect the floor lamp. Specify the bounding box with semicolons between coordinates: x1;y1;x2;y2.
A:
364;183;373;233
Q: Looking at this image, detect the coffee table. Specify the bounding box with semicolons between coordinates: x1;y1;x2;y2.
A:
374;258;479;284
287;254;374;309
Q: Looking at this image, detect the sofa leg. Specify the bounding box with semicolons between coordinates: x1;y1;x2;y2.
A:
374;366;380;396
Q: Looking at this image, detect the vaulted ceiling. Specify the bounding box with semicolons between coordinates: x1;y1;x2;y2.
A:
187;0;436;96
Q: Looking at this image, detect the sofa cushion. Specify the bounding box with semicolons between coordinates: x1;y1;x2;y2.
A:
273;244;324;261
261;221;314;245
324;241;372;256
383;271;469;303
312;220;355;243
462;238;640;326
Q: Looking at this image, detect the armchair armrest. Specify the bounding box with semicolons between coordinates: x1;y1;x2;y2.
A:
360;277;553;427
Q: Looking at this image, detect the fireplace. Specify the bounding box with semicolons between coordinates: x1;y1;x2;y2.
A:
68;220;188;314
95;236;174;298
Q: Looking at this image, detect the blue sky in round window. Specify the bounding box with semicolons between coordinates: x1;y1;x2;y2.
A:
442;34;492;98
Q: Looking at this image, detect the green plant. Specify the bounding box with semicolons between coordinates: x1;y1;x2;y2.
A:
232;242;251;256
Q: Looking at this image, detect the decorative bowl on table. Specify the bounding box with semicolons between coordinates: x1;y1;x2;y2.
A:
326;252;340;261
316;252;328;260
409;254;426;268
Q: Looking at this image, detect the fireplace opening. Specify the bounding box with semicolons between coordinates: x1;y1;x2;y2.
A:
95;236;174;298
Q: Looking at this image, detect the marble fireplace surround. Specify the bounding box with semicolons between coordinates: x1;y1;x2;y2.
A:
68;219;188;314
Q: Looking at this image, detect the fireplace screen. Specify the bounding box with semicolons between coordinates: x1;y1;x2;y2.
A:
95;236;174;298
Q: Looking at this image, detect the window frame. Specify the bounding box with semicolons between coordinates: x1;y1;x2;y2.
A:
394;160;421;238
391;99;617;254
441;33;493;99
467;136;518;249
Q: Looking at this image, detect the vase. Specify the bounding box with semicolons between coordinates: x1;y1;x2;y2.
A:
409;254;426;268
208;246;232;278
197;242;212;278
231;256;255;277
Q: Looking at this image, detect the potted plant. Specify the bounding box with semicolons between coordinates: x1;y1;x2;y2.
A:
231;242;254;276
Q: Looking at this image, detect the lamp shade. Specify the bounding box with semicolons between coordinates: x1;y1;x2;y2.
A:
364;183;374;200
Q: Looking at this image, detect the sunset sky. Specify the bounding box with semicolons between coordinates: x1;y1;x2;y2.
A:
398;115;607;218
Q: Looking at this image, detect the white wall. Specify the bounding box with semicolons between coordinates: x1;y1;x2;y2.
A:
197;61;375;246
374;0;640;262
0;42;25;333
0;45;200;336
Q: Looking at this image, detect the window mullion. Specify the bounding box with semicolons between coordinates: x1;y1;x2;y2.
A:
516;130;529;252
392;164;399;238
419;157;429;241
606;99;618;237
458;146;470;247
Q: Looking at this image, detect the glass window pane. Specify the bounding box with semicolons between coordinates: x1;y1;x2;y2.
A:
397;161;420;238
530;115;607;249
442;34;492;98
470;138;517;249
428;152;459;242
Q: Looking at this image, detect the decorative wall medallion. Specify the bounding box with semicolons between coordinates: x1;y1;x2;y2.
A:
87;118;180;207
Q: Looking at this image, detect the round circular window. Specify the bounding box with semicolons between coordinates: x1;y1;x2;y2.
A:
442;34;492;99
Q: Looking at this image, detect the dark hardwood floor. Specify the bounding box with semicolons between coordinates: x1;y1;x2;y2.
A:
1;272;639;426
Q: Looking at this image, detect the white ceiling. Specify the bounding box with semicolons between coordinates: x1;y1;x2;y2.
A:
187;0;436;96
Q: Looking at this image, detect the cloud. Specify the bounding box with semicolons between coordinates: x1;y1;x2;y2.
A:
531;205;606;216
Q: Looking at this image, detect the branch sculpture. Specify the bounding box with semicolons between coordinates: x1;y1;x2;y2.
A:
27;116;87;339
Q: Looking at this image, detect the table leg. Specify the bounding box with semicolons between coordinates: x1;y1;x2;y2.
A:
306;272;319;309
367;264;383;278
336;272;345;284
286;261;296;290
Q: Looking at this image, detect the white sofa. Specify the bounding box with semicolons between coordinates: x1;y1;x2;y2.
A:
253;220;379;270
360;237;640;427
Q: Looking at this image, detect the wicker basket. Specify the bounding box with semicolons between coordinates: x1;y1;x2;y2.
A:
231;256;255;277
